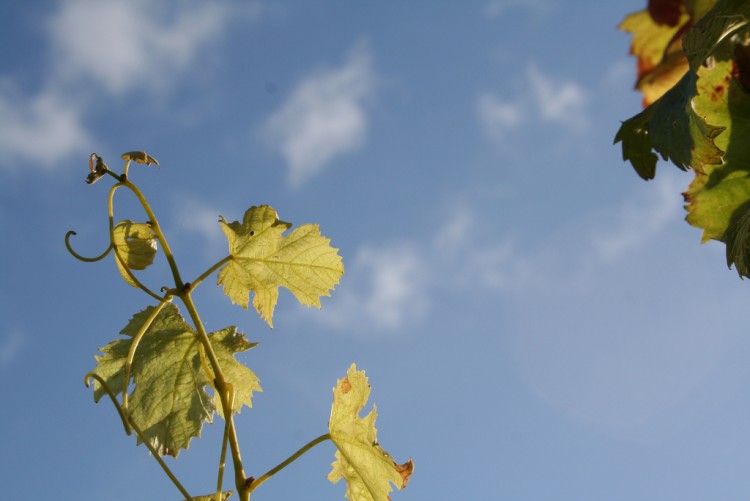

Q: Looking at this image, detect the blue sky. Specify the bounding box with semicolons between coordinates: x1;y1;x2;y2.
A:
3;1;750;500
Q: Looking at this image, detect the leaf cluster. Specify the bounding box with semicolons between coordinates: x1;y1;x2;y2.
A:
69;152;413;501
616;0;750;277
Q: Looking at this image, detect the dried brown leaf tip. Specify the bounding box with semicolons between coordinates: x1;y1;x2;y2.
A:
395;459;415;486
121;150;160;167
86;153;108;184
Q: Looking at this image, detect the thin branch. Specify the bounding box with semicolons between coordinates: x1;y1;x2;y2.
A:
84;372;131;435
190;255;232;291
248;434;332;494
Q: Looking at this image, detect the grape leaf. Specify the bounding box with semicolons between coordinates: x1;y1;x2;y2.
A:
217;205;344;327
614;0;749;181
683;58;750;261
112;220;157;288
619;8;691;106
683;0;750;71
616;67;726;179
328;364;414;501
91;303;260;457
209;326;262;414
617;1;750;277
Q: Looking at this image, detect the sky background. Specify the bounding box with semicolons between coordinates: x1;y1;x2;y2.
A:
3;1;750;500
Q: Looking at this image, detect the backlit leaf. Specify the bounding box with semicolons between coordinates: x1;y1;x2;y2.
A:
91;303;260;457
217;205;344;327
618;1;750;277
209;327;262;414
112;220;157;288
328;364;413;501
619;8;691;106
683;58;750;243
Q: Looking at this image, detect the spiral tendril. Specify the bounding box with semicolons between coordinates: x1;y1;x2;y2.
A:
65;231;113;262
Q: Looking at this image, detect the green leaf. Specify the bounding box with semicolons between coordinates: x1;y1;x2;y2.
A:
683;0;750;71
684;58;750;243
217;205;344;327
615;69;725;179
112;220;158;288
328;364;414;501
209;327;262;414
614;105;659;180
91;303;260;457
723;201;750;277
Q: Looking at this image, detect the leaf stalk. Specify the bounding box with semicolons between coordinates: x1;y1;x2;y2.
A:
248;433;331;494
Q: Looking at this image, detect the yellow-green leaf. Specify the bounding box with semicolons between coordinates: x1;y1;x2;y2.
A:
328;364;413;501
91;303;260;457
112;220;157;288
217;205;344;327
210;327;262;414
619;8;691;106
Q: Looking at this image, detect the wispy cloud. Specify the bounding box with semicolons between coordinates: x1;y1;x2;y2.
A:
0;332;25;368
477;63;589;143
484;0;554;18
0;0;248;171
526;64;588;129
475;93;525;141
48;0;238;95
0;86;90;168
307;205;541;334
263;41;376;188
305;170;689;353
313;243;429;333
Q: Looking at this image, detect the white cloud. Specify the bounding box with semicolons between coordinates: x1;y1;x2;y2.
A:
48;0;236;95
526;65;588;129
314;243;429;333
308;205;539;334
0;1;246;172
263;41;375;187
0;86;90;168
477;63;589;143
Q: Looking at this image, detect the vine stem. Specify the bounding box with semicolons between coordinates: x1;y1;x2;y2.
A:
128;413;196;501
121;179;185;289
107;183;162;300
122;296;172;412
85;373;194;501
180;292;249;500
248;434;331;494
216;384;235;498
115;170;251;499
